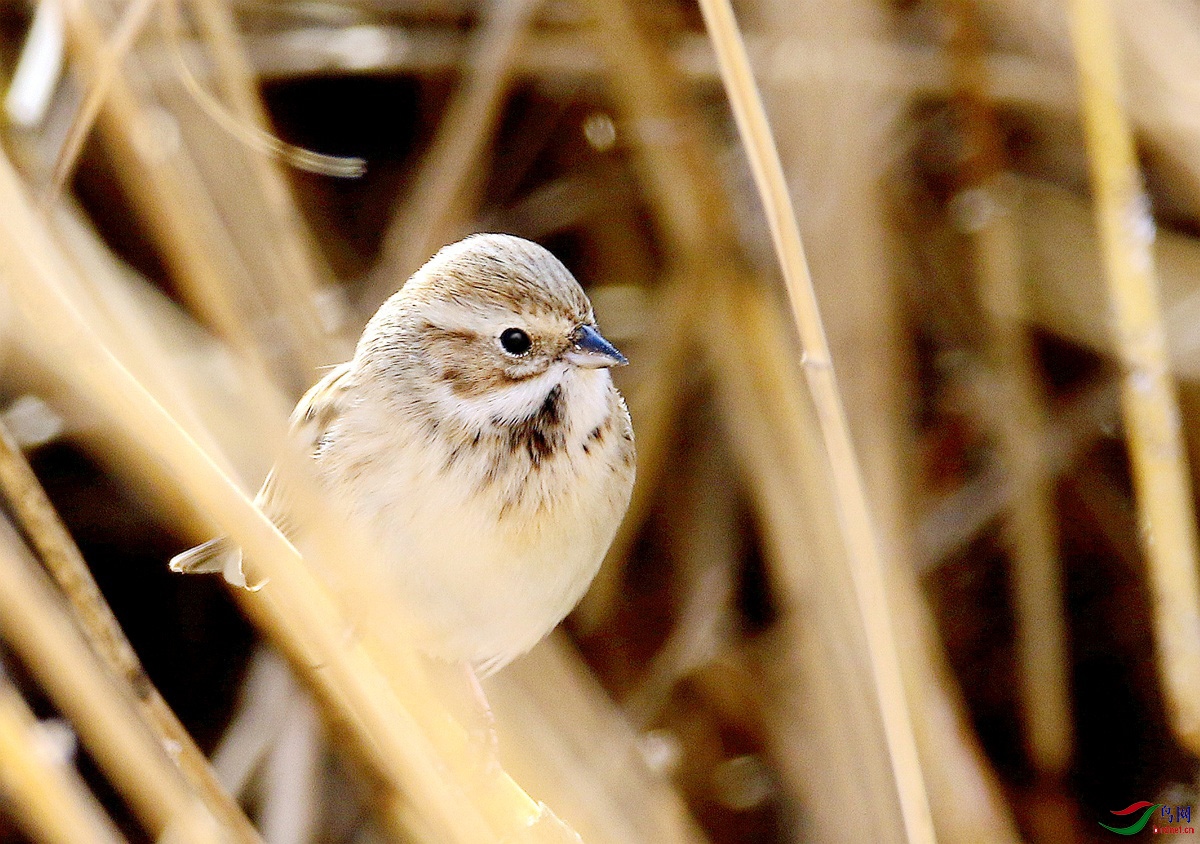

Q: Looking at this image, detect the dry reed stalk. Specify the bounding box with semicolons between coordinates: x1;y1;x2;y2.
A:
362;0;541;312
1067;0;1200;750
47;204;253;484
0;142;581;843
47;0;157;200
695;2;935;840
0;670;128;844
0;516;224;843
572;0;728;629
943;0;1073;777
739;1;1017;831
709;279;1021;843
1013;177;1200;380
586;1;1011;838
183;0;344;367
490;635;710;844
1093;0;1200;224
0;417;263;844
705;279;908;842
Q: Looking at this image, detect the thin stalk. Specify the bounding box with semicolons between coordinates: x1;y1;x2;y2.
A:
695;1;935;841
46;0;158;203
362;0;540;312
0;670;128;844
1068;0;1200;750
0;516;224;843
943;0;1073;777
0;417;263;844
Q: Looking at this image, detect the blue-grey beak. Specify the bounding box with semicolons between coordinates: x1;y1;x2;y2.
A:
565;324;628;369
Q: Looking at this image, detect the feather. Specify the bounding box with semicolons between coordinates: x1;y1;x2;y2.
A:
169;363;356;590
169;537;248;588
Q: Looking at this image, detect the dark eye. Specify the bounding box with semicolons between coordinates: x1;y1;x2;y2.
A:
500;327;532;355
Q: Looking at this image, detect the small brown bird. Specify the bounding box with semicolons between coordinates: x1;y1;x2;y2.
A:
172;234;635;676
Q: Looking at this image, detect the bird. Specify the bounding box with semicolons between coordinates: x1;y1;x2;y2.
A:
170;234;635;677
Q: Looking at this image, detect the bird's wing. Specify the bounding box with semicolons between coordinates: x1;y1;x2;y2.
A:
169;362;357;587
255;362;357;535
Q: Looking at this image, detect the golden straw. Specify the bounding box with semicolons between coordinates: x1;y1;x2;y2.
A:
695;1;935;840
0;670;128;844
1068;0;1200;750
0;517;223;843
0;417;263;844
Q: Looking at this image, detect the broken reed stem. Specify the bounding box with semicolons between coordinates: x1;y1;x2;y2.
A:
0;418;263;844
695;2;935;841
0;669;128;844
363;0;540;312
1068;0;1200;750
943;0;1073;777
0;516;224;843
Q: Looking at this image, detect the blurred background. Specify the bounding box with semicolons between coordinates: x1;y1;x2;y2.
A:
0;0;1196;842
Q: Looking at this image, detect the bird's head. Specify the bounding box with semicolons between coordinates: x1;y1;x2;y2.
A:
359;234;626;431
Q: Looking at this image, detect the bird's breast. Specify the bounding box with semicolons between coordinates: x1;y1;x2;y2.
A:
321;380;633;670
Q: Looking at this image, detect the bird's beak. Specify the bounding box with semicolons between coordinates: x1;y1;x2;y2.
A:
565;324;628;368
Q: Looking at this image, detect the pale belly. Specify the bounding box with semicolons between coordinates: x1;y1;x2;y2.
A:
337;440;622;673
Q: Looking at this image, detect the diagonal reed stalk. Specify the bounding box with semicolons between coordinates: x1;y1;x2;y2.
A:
695;1;935;841
1067;0;1200;751
47;0;157;203
0;668;128;844
0;515;224;843
0;417;263;844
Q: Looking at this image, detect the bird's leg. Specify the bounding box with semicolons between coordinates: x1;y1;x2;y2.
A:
460;662;500;765
425;658;499;770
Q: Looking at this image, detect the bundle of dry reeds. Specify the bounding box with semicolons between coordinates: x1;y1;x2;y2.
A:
0;0;1197;842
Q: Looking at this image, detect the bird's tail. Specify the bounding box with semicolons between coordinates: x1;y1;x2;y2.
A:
169;537;254;589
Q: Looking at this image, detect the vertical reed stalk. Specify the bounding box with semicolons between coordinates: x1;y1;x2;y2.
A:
1068;0;1200;750
696;2;935;840
943;0;1073;777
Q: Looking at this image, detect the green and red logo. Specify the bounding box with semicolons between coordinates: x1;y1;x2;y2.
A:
1100;801;1194;835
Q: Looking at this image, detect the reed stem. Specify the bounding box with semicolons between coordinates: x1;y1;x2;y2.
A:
696;1;935;840
1068;0;1200;751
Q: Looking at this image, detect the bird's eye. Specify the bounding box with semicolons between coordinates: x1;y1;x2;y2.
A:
500;327;532;355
